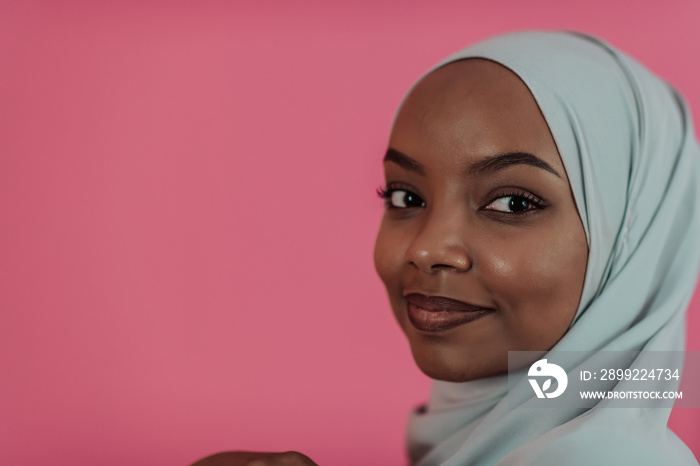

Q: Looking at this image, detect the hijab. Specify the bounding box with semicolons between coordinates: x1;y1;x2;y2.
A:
402;31;700;466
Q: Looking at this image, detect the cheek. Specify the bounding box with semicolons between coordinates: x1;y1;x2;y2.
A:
373;221;412;328
491;256;514;277
482;224;587;323
531;225;588;299
373;221;403;289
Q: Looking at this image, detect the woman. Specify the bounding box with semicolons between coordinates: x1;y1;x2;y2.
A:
192;30;700;466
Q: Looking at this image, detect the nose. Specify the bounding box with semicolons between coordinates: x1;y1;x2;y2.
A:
406;211;472;274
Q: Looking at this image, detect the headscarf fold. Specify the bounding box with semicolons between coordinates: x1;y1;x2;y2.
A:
403;31;700;466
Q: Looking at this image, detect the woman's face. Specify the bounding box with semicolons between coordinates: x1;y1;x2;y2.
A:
374;59;588;382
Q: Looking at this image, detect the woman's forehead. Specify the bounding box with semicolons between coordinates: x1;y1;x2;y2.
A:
390;59;566;176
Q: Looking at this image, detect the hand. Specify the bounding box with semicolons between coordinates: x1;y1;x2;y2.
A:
190;451;319;466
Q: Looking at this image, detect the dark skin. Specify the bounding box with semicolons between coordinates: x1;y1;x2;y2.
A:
192;58;588;465
374;59;588;382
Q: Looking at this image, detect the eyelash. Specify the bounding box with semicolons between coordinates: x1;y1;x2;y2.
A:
376;184;426;209
376;185;546;215
486;190;546;214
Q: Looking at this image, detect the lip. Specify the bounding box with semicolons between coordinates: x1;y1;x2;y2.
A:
405;293;494;332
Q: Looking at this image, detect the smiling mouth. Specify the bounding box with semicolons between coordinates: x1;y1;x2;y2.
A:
405;293;494;332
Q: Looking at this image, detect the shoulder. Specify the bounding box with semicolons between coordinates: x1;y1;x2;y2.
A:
528;427;695;466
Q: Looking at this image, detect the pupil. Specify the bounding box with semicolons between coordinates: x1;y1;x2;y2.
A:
509;197;529;211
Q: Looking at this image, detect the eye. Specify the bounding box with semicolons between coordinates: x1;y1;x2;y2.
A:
483;192;544;214
377;186;426;209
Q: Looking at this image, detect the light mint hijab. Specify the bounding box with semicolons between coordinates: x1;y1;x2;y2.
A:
403;31;700;466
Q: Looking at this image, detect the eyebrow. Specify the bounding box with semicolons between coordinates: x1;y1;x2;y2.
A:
384;148;426;176
384;147;562;179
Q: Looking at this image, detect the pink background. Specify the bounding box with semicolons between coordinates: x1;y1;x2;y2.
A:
2;1;699;464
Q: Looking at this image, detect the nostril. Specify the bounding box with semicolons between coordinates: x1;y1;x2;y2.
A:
449;257;469;270
409;260;470;274
408;243;472;273
427;253;471;273
431;263;457;270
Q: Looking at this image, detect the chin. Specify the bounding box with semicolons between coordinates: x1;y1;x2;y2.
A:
418;365;478;382
411;345;505;382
